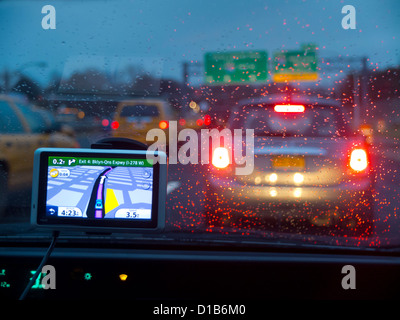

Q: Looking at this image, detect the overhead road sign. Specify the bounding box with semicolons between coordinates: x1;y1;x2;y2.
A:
204;51;268;85
272;49;318;82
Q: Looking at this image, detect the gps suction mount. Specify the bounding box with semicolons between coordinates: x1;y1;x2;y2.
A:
91;137;148;151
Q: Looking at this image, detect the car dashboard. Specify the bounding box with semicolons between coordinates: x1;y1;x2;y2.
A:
1;235;399;302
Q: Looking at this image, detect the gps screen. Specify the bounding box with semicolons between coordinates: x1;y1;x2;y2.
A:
45;156;154;221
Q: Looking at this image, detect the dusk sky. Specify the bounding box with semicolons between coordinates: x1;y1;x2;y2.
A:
0;0;399;87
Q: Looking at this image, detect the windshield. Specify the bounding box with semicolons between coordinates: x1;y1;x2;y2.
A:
0;0;399;251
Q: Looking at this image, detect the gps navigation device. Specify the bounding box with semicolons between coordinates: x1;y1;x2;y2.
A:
31;148;167;232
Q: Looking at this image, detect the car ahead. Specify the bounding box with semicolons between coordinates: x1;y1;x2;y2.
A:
111;98;177;147
205;94;375;236
177;100;214;131
0;95;80;218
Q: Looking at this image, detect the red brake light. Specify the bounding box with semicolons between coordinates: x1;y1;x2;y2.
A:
159;120;169;130
196;119;204;126
179;118;186;126
204;114;211;126
349;148;368;172
111;121;119;129
274;104;305;113
212;147;230;169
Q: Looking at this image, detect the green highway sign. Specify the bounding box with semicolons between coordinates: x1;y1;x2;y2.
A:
204;51;268;84
272;49;318;82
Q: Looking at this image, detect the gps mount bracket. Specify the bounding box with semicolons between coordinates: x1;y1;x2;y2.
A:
91;137;148;150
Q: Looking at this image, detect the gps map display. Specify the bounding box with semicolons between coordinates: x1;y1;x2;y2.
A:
46;156;154;220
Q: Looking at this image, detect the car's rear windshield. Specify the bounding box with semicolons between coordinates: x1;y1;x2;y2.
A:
120;105;160;118
230;104;351;137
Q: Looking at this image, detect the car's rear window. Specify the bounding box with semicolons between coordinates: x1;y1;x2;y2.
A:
120;105;160;118
231;104;350;137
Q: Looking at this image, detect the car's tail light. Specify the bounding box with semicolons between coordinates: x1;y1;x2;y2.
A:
102;119;109;127
274;104;305;113
204;114;211;126
159;120;169;130
212;147;230;169
196;119;204;126
111;121;119;130
349;148;368;172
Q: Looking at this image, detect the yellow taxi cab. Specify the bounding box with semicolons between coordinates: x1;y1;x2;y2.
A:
111;98;177;146
0;95;79;217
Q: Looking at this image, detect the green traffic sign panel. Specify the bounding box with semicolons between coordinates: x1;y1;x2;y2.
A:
273;50;318;82
204;51;268;84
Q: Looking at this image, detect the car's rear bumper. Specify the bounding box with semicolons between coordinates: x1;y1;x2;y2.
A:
206;175;373;216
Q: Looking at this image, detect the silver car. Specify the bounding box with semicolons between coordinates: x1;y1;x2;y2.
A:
205;94;375;235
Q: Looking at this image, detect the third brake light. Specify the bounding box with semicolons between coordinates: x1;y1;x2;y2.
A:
274;104;305;113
